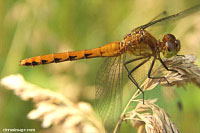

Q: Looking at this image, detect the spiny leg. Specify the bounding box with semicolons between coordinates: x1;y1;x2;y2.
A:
158;58;178;73
176;54;185;57
124;57;150;104
148;57;178;84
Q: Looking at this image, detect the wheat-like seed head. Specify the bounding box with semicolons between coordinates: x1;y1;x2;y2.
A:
127;99;180;133
141;55;200;91
1;74;105;133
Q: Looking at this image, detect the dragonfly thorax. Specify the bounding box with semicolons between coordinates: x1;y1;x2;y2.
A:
124;29;158;57
161;34;180;58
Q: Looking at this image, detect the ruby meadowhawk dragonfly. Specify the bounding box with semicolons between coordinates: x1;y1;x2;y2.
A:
20;4;200;130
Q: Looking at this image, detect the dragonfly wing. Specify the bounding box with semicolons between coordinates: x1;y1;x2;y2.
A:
131;4;200;39
133;4;200;31
95;54;126;131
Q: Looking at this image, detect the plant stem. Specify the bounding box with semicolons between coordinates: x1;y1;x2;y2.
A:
113;89;141;133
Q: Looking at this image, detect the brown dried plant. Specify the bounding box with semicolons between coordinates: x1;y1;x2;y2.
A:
128;99;180;133
1;55;200;133
142;55;200;90
1;74;105;133
114;55;200;133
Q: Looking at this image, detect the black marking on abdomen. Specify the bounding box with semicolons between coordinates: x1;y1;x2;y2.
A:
32;61;39;66
54;58;62;63
25;62;32;66
41;60;48;64
69;56;77;61
85;53;92;58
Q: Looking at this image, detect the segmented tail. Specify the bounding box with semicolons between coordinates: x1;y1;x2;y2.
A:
20;42;124;66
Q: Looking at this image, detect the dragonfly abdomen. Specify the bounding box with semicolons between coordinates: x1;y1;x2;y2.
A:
20;42;123;66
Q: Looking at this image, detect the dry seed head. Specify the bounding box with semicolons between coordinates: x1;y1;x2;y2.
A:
127;99;180;133
1;74;105;133
141;55;200;91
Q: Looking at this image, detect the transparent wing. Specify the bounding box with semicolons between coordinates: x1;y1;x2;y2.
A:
95;54;126;131
134;4;200;31
132;4;200;39
95;53;153;131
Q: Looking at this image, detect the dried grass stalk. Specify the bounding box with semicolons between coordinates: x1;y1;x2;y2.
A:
142;55;200;90
114;55;200;133
0;74;105;133
128;99;180;133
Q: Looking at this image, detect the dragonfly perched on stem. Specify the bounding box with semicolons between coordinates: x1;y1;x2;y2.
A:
20;4;200;132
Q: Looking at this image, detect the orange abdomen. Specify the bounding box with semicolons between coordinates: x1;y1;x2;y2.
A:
20;42;124;66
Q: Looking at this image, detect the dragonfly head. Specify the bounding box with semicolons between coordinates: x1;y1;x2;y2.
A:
162;34;180;58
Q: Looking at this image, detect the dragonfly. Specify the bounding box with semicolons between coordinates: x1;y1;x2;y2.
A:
20;4;200;131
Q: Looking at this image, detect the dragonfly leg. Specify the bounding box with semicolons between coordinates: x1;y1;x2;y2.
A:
124;57;150;104
124;56;149;65
176;54;185;57
158;58;178;73
148;57;177;85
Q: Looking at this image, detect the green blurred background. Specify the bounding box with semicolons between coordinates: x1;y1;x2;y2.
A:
0;0;200;132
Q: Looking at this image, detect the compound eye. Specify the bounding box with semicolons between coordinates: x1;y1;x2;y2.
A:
175;40;180;45
163;34;176;42
175;40;180;51
162;34;180;58
166;40;176;52
166;34;176;41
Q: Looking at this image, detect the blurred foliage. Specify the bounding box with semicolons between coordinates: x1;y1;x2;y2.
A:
0;0;200;132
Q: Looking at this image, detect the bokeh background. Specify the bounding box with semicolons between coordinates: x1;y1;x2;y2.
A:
0;0;200;132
